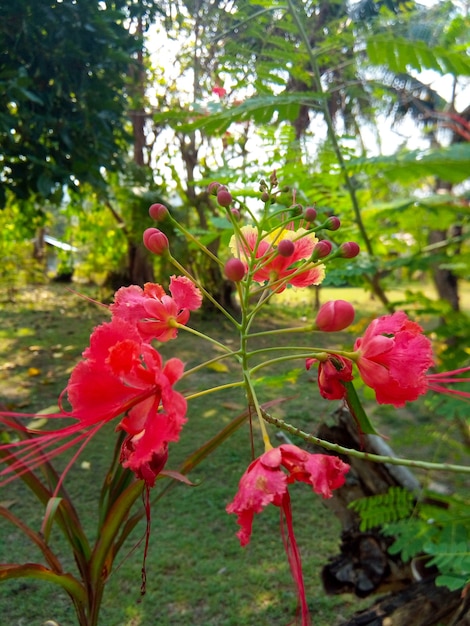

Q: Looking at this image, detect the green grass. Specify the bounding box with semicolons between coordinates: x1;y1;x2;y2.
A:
0;283;468;625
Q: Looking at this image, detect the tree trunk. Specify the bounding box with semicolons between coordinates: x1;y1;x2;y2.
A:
128;241;154;286
126;14;154;286
428;228;460;312
340;578;466;626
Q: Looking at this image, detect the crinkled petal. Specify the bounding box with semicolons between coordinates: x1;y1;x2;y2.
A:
83;317;142;362
280;445;349;498
354;311;435;407
143;282;166;299
169;275;203;311
67;359;138;423
226;450;287;546
110;286;148;326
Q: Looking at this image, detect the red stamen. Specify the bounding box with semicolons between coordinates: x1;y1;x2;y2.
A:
280;492;311;626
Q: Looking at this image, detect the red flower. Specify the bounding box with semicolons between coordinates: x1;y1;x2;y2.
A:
230;225;325;293
227;444;348;545
212;85;227;97
110;276;202;342
0;317;187;488
307;355;353;400
354;311;435;407
227;445;349;625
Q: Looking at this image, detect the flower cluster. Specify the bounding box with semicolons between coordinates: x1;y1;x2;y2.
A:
2;177;469;626
229;225;326;293
0;277;203;488
307;307;451;408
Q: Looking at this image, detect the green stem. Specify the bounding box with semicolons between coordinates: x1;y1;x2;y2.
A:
261;411;470;474
176;322;240;353
169;215;222;266
245;345;355;364
244;375;272;449
185;381;245;402
182;351;241;378
247;324;315;338
248;352;315;375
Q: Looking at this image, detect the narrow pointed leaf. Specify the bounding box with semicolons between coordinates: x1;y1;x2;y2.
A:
160;92;324;134
343;380;380;436
0;506;63;573
0;564;86;604
41;497;63;543
90;479;144;587
0;448;91;568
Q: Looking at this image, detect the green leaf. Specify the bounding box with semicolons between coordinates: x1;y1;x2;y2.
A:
18;87;44;105
349;144;470;185
343;380;380;436
0;505;63;573
0;445;91;565
0;564;86;604
90;479;144;587
41;496;63;544
169;92;324;134
366;34;470;76
435;574;469;591
349;487;415;532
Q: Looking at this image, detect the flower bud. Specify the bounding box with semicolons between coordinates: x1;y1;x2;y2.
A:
217;188;233;207
261;191;270;203
290;203;303;216
315;300;355;332
311;240;332;260
339;241;360;258
324;216;341;231
230;208;241;220
224;258;246;282
143;228;169;255
277;239;295;257
208;181;222;196
149;203;168;221
304;206;317;222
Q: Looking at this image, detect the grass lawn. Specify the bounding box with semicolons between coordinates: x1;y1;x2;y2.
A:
0;282;468;626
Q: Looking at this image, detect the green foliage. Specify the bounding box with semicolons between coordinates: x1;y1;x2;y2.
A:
351;487;470;592
385;494;470;591
0;0;138;204
425;385;470;424
62;190;128;285
349;487;415;531
366;34;470;76
0;200;48;292
349;144;470;185
169;93;325;134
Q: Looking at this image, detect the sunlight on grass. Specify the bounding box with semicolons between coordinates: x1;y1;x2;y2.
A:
16;326;36;337
123;606;143;626
272;281;470;315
